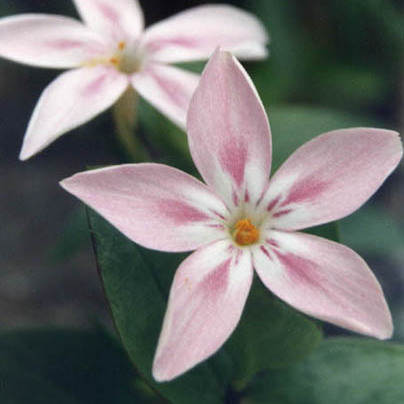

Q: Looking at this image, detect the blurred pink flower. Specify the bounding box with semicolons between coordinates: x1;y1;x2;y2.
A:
0;0;268;160
61;50;402;381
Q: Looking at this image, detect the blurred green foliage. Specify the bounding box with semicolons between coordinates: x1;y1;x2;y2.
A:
340;203;404;256
244;338;404;404
0;327;161;403
245;0;403;117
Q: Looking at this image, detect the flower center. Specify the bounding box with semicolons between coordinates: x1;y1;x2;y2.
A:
85;41;145;74
232;218;260;246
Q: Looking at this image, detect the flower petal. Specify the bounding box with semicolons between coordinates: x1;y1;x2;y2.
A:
131;64;199;129
72;0;144;42
19;66;128;160
260;128;402;230
187;50;272;207
61;163;229;252
253;230;393;339
142;5;268;63
153;240;253;381
0;14;108;68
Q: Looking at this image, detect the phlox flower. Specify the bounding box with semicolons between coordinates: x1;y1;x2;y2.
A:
0;0;268;160
61;50;402;382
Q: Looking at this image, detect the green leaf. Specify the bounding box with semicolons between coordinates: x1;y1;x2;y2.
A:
0;328;155;404
340;203;404;256
226;279;322;389
244;338;404;404
49;206;90;262
0;372;81;404
305;222;340;243
174;61;205;75
88;210;227;404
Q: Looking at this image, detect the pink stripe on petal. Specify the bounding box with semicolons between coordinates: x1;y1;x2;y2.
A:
73;0;144;41
265;238;280;249
205;224;226;231
61;163;228;252
276;251;326;291
45;38;87;50
146;37;199;54
98;2;120;24
151;70;190;109
131;64;199;129
210;210;227;221
153;240;253;381
266;196;281;212
219;137;248;188
202;258;232;295
272;208;293;218
187;50;271;206
158;199;210;224
261;128;402;230
232;189;240;207
0;14;109;68
260;245;273;261
142;5;268;63
281;178;329;207
253;230;393;339
80;73;109;96
19;66;128;160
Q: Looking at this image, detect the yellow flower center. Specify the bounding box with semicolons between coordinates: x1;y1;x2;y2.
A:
232;219;260;246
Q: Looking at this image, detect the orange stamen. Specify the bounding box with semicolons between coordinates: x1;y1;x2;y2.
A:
118;41;126;51
232;219;259;246
109;57;120;65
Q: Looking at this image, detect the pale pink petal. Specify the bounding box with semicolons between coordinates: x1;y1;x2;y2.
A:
60;163;229;252
153;240;253;381
0;14;109;68
142;5;268;63
131;64;199;129
253;230;393;339
19;66;128;160
187;50;271;207
260;128;402;230
73;0;144;42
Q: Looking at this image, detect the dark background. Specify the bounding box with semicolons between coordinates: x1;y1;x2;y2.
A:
0;0;403;340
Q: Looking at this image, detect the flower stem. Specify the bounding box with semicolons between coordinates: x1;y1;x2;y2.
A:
112;87;150;162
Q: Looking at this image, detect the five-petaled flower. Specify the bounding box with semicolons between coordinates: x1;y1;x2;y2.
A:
61;50;402;382
0;0;268;160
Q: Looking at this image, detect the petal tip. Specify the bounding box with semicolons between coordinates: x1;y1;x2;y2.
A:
151;365;169;383
391;130;403;154
18;150;30;161
58;177;70;191
374;314;394;341
59;174;81;195
207;47;230;66
60;174;88;198
375;128;403;168
352;293;394;341
377;329;394;341
18;141;35;161
152;356;183;383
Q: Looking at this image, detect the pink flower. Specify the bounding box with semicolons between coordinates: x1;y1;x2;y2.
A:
0;0;268;160
60;50;402;381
